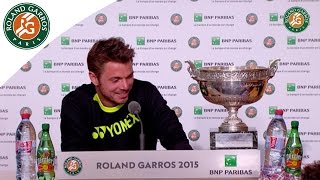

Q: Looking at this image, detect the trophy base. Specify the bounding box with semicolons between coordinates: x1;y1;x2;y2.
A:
219;121;248;132
210;127;258;150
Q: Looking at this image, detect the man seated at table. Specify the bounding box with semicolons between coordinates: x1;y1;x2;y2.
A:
60;37;192;151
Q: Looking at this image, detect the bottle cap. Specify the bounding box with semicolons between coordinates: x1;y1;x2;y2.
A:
291;120;299;128
42;123;50;130
20;113;31;119
275;109;284;115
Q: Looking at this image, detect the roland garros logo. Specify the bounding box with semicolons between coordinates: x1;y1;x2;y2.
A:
64;156;83;176
284;6;310;33
3;3;50;49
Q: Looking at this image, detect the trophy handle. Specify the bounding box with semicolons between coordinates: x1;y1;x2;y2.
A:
269;58;280;79
185;60;200;78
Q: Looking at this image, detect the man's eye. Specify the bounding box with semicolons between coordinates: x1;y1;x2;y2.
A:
111;78;119;82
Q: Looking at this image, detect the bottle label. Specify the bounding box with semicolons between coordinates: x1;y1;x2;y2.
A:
265;136;286;150
286;147;302;169
16;140;33;153
37;149;55;173
37;157;54;172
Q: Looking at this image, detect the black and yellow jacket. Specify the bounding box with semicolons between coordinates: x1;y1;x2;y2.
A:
60;79;192;151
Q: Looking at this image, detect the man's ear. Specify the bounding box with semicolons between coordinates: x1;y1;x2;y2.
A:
89;71;99;86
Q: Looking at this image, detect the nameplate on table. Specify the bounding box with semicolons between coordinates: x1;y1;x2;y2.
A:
56;150;260;180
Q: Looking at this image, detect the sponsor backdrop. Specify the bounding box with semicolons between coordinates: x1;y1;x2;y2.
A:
1;0;320;174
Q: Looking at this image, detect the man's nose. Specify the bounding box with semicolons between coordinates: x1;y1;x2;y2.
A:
120;79;129;89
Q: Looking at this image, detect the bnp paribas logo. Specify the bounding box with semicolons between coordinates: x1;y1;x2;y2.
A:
194;13;202;22
269;106;277;115
269;13;278;22
61;83;70;92
43;60;52;69
61;36;70;45
119;13;127;22
212;37;221;45
194;106;202;115
194;60;202;69
225;155;237;167
43;106;52;116
136;37;145;45
284;6;310;33
3;3;50;49
287;83;296;92
287;36;296;45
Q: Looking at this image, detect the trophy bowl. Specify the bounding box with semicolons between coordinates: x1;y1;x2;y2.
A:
186;59;280;133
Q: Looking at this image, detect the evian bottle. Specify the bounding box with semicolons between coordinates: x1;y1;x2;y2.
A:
16;112;37;180
263;109;287;175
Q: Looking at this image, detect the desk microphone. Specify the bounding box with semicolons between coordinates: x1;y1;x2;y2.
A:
128;101;145;150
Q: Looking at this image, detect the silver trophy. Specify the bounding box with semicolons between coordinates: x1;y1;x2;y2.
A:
186;59;280;133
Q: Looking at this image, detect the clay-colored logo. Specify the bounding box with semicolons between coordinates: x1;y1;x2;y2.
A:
284;6;310;33
64;156;82;176
3;3;50;49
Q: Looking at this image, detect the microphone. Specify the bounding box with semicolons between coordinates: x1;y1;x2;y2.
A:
128;101;141;114
128;101;145;150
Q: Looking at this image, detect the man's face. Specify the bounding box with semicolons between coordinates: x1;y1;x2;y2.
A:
93;61;134;107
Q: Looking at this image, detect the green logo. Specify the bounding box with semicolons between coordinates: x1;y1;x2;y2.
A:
287;83;296;92
44;106;52;115
269;13;278;21
119;13;127;22
225;155;237;167
269;106;277;115
284;7;310;33
43;60;52;69
212;37;220;45
136;37;145;45
3;3;50;49
194;60;203;69
287;36;296;45
64;156;82;176
61;36;70;45
194;13;202;22
61;83;70;92
194;106;202;115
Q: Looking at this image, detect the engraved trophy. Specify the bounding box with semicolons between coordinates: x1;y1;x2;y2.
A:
186;59;280;149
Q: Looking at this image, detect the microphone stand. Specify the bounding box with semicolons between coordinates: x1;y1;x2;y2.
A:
135;113;145;150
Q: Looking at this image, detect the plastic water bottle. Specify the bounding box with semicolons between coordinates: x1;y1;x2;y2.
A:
16;112;37;180
263;109;287;175
285;120;303;177
37;123;55;180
